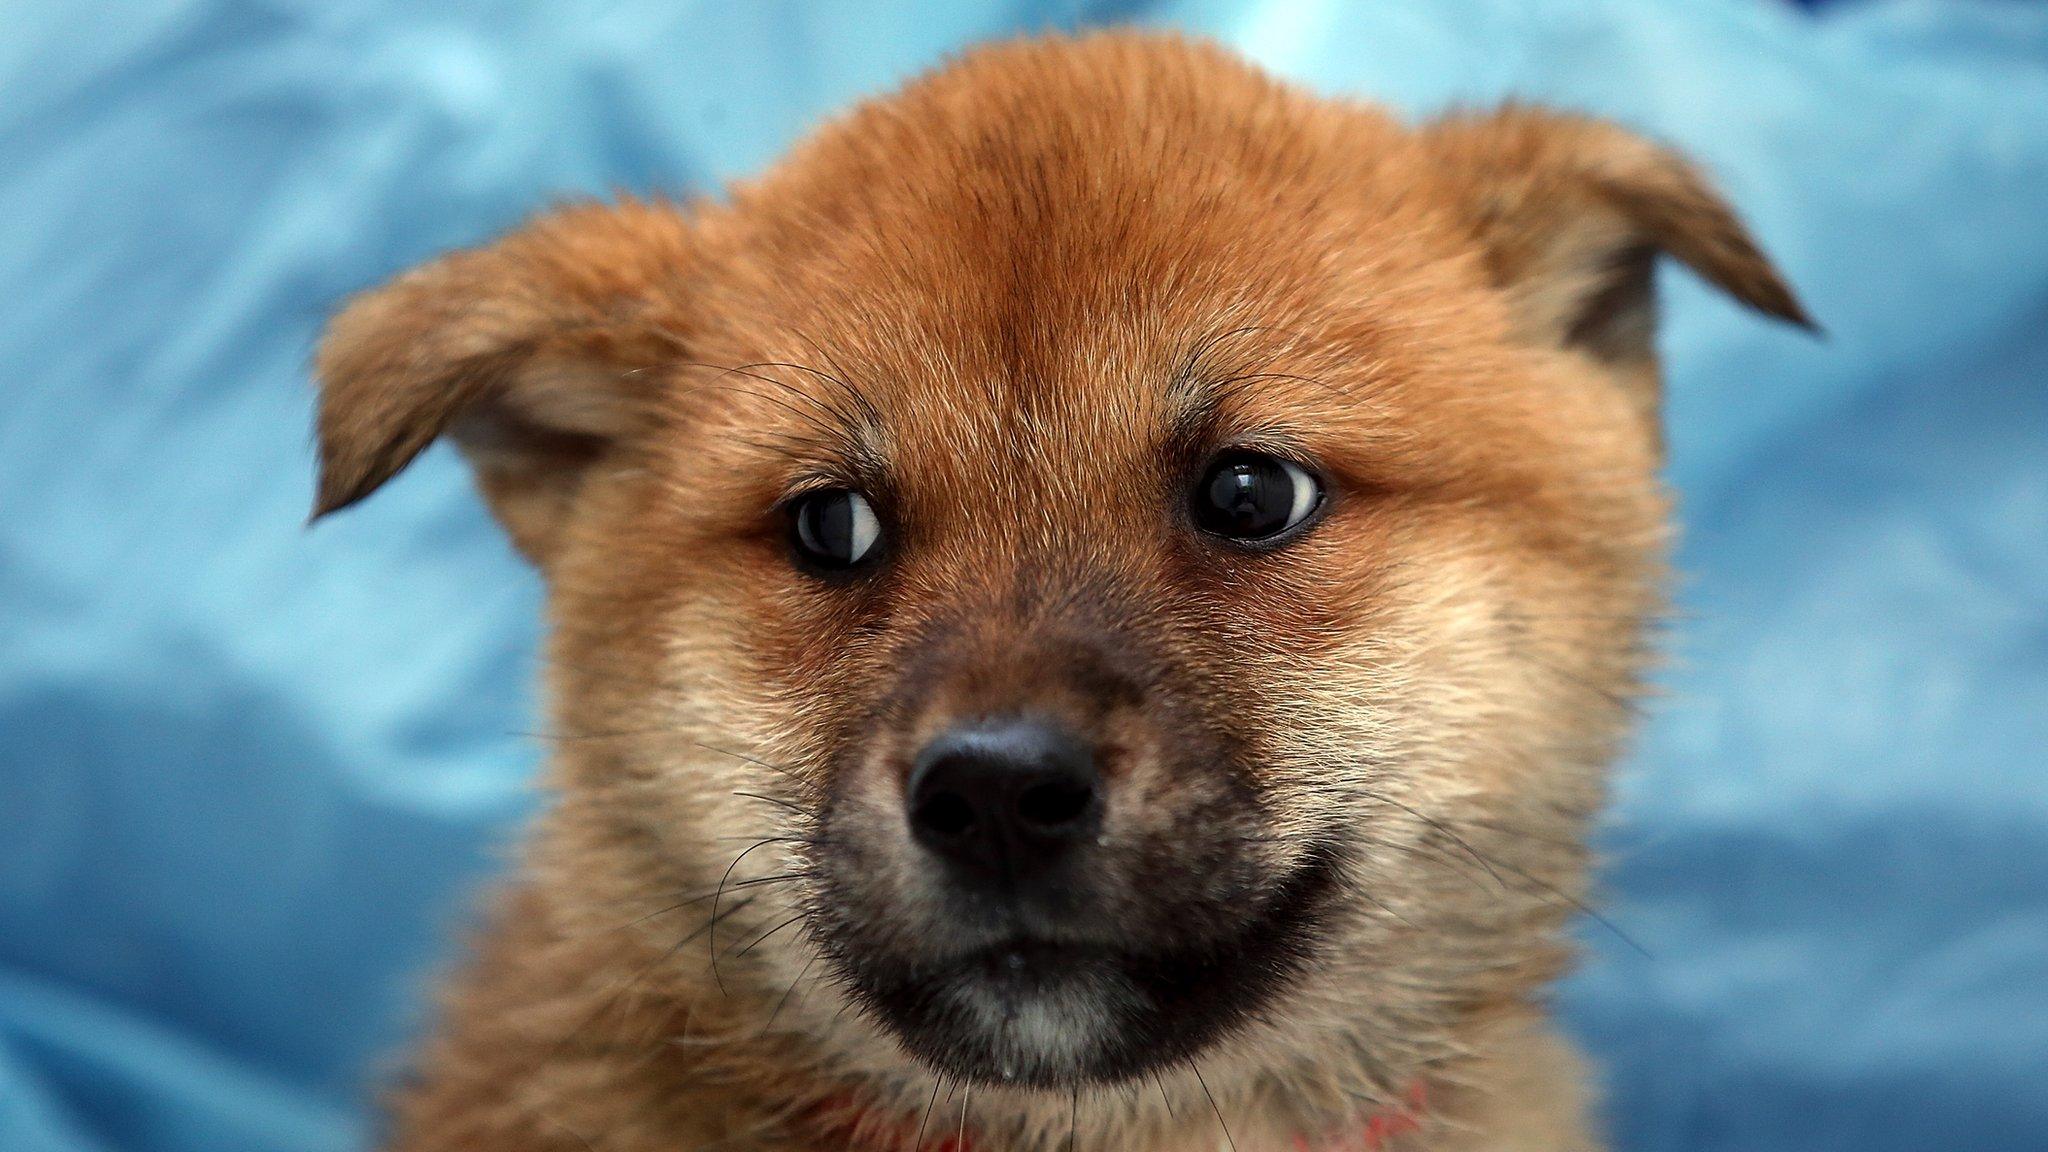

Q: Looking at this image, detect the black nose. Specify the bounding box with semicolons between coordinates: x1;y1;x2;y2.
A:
907;717;1101;880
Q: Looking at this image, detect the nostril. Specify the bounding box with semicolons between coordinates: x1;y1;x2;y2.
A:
907;717;1101;876
913;790;977;839
1015;777;1094;830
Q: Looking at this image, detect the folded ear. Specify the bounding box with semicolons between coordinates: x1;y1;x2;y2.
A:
312;199;694;563
1423;106;1813;376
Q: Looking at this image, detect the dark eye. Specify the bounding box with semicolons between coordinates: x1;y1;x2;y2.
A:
790;489;882;570
1192;452;1323;542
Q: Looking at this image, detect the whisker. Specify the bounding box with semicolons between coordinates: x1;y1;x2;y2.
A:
614;890;723;932
956;1081;974;1151
549;895;757;1063
1221;831;1325;847
535;1109;601;1152
714;832;824;846
728;912;806;959
710;839;796;995
671;359;850;440
1356;791;1512;892
1471;857;1650;959
612;869;811;934
762;952;820;1034
521;726;683;744
788;329;887;427
1192;1064;1238;1152
756;356;882;427
673;895;760;949
719;871;815;894
1358;817;1651;959
913;1077;944;1152
1352;883;1419;930
693;742;813;788
1455;816;1587;852
1209;369;1354;407
1068;1083;1080;1152
730;791;814;818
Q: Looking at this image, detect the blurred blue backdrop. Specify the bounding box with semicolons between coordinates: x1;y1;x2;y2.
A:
3;1;2045;1149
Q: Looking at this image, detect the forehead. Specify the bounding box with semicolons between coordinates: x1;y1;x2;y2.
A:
662;47;1633;515
718;199;1399;437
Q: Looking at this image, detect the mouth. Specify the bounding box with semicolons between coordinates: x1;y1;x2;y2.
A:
826;845;1342;1088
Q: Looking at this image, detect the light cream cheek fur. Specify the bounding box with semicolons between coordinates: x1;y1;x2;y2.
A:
1167;534;1634;1111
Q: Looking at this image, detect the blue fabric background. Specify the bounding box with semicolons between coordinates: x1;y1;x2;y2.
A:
3;1;2044;1149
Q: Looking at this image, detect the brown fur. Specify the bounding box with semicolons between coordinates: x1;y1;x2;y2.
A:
312;32;1807;1152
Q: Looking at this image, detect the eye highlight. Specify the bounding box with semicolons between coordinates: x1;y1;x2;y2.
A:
1191;452;1323;543
790;489;881;571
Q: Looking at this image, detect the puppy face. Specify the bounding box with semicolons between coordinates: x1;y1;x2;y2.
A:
315;34;1805;1107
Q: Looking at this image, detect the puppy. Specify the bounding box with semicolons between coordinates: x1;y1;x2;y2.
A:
313;31;1809;1152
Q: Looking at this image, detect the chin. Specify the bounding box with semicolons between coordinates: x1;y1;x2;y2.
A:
824;847;1345;1088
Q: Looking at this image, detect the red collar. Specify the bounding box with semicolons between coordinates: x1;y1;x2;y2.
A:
806;1080;1427;1152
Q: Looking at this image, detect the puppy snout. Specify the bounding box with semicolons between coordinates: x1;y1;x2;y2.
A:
906;716;1101;883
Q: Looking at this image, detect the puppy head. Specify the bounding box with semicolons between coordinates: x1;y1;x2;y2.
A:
316;33;1804;1114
